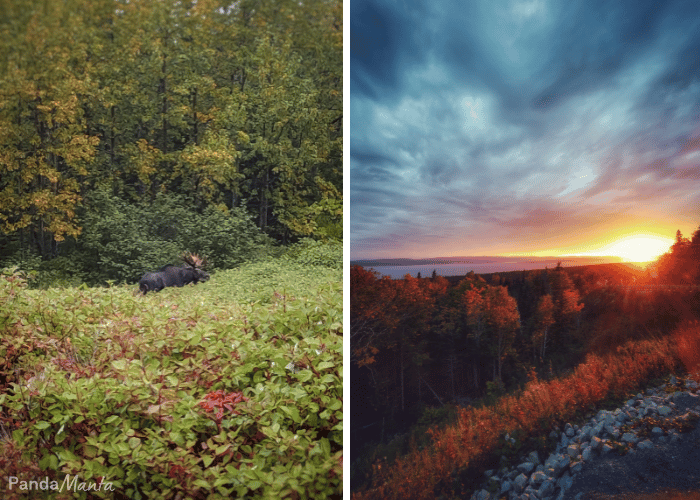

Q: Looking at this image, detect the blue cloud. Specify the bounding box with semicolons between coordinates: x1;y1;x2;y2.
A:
351;0;700;258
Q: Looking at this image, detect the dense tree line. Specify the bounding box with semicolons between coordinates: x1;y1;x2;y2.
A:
0;0;342;283
653;226;700;285
351;265;586;433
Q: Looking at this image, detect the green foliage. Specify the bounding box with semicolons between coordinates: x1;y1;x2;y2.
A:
483;380;506;407
76;191;275;284
0;256;342;499
283;238;342;270
29;257;88;289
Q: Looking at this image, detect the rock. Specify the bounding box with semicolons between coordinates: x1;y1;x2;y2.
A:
570;461;583;475
514;473;528;492
466;376;700;500
530;470;547;486
557;471;573;491
499;480;512;495
658;406;673;416
637;440;654;450
473;489;490;500
538;478;556;498
621;432;639;444
517;462;535;475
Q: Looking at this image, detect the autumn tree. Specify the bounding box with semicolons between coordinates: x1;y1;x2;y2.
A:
547;265;584;350
351;265;389;367
532;294;555;363
482;285;520;388
351;267;449;416
462;283;488;390
0;0;101;258
462;281;520;390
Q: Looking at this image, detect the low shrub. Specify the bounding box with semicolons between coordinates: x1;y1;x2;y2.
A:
0;257;342;499
283;238;342;270
673;320;700;375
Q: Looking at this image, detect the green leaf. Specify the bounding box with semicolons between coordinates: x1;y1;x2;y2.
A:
280;406;301;423
247;480;263;490
111;359;127;371
35;421;51;430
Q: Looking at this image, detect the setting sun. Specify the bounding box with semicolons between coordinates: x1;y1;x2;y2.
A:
575;235;674;262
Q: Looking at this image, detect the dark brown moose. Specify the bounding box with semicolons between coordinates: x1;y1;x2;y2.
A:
139;252;210;294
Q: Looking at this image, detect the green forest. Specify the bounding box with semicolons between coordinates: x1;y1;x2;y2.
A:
351;227;700;499
0;0;342;285
0;2;343;498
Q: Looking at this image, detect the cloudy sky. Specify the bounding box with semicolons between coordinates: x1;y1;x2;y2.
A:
350;0;700;260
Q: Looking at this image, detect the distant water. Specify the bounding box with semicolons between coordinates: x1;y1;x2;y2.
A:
364;258;623;279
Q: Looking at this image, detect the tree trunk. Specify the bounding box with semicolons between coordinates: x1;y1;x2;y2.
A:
540;325;549;362
192;87;198;145
449;352;456;399
110;105;116;164
259;167;269;230
400;340;405;411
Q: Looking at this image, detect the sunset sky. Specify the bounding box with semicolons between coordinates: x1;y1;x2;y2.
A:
350;0;700;262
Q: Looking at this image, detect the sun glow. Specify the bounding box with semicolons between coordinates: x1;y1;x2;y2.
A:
572;234;674;262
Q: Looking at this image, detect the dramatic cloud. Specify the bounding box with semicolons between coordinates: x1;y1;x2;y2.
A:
351;0;700;259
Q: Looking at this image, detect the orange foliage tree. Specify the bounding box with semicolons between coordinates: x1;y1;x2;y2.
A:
483;285;520;387
463;283;520;389
351;265;449;414
532;294;555;363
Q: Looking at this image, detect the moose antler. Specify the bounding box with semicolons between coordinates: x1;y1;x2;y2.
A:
182;251;206;268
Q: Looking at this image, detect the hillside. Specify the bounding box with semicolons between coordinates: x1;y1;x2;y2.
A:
351;256;700;499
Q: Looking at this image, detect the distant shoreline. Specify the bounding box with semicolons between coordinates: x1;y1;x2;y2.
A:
351;255;624;267
350;257;650;280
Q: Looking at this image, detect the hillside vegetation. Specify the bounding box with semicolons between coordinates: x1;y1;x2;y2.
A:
0;250;342;499
351;226;700;499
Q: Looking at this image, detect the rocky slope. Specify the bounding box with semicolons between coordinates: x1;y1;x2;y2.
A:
468;375;700;500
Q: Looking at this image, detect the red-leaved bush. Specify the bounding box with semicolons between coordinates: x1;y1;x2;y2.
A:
353;337;679;500
673;320;700;376
198;390;249;428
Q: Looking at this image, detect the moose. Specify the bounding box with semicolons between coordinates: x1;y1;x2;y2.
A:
139;252;210;294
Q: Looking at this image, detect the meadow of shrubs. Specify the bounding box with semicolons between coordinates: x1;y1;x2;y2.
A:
0;241;342;499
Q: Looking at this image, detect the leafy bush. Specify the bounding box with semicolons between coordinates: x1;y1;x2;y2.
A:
283;238;342;270
76;191;275;284
673;320;700;375
0;258;342;499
